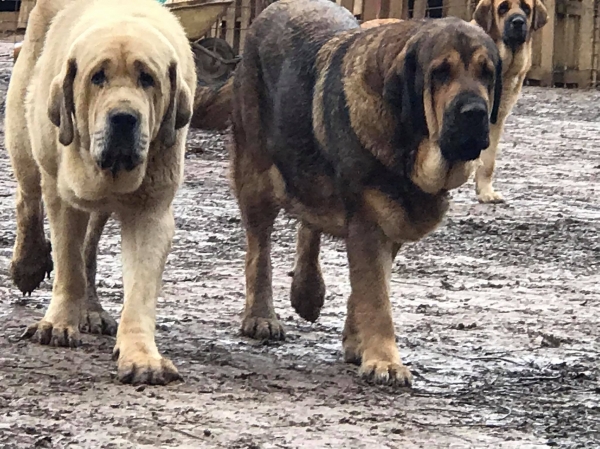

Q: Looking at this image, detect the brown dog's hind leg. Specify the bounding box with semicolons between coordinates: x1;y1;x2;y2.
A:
22;177;88;347
8;154;53;296
289;222;325;323
342;217;412;387
80;212;118;336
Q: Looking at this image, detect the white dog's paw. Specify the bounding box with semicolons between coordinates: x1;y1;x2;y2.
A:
477;188;505;204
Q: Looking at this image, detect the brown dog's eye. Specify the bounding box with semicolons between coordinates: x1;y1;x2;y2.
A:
432;61;452;85
497;1;510;15
481;65;495;85
139;72;155;89
521;3;531;15
91;69;107;86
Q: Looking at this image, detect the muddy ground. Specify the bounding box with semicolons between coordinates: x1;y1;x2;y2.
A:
0;41;598;448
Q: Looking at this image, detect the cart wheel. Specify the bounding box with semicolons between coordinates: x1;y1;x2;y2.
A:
193;37;236;85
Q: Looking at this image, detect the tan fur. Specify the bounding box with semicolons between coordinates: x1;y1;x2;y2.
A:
360;18;403;29
5;0;196;385
471;0;548;203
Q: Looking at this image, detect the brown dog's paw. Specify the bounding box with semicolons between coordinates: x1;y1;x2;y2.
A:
290;268;325;323
241;315;285;341
80;308;118;336
10;239;53;295
359;359;413;387
113;349;182;385
22;319;81;348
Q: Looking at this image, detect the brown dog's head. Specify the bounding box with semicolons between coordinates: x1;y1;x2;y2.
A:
473;0;548;52
383;18;502;163
48;22;192;186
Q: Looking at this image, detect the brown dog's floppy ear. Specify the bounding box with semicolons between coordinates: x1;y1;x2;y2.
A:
490;58;503;124
48;58;77;146
158;62;192;148
383;43;428;148
473;0;494;34
532;0;548;31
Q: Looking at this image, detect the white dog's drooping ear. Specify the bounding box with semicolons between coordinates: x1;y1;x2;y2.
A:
48;58;77;146
158;62;192;148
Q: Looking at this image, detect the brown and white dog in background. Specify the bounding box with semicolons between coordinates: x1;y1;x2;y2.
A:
471;0;547;203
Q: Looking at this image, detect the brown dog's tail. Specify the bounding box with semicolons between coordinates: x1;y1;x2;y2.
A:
190;76;234;131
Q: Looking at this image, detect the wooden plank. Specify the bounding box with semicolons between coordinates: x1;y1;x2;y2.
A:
341;0;355;14
225;0;238;52
577;0;594;85
413;0;427;18
0;11;18;33
531;0;555;86
379;0;390;17
388;0;403;18
17;0;35;29
446;0;470;20
362;0;380;20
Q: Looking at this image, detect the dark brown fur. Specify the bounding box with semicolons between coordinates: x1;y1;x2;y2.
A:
471;0;548;203
230;0;502;386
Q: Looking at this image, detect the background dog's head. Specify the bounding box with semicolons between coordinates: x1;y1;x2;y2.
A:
48;22;192;188
473;0;548;52
383;18;502;164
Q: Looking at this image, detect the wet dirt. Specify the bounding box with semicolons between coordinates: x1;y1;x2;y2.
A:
0;41;598;448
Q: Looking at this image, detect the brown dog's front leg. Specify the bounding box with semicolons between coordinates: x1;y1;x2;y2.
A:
342;216;412;387
290;222;326;323
113;206;181;385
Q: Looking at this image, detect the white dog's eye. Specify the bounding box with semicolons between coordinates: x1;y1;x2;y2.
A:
91;69;107;86
139;72;155;89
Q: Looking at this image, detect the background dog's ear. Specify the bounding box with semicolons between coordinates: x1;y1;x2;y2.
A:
532;0;548;31
383;44;427;142
491;58;503;124
472;0;494;34
48;58;77;146
158;62;193;148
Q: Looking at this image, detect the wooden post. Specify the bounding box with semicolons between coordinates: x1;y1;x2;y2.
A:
446;0;471;20
225;0;238;53
238;0;252;53
388;0;404;18
362;0;380;20
536;0;556;86
18;0;35;29
413;0;428;18
577;0;594;87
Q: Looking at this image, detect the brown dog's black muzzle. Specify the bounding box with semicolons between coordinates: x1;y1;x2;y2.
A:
100;110;142;175
439;92;490;162
503;14;528;50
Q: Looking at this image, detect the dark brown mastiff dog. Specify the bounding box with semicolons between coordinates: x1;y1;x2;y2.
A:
230;0;502;386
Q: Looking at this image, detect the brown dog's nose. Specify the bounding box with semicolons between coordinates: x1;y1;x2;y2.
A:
460;102;487;121
510;16;526;31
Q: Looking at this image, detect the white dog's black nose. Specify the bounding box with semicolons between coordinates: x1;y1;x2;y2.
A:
110;112;139;132
101;110;142;175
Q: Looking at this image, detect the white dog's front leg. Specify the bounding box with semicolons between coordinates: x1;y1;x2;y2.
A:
113;206;180;385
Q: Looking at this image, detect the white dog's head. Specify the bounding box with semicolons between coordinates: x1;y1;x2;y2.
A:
48;21;192;190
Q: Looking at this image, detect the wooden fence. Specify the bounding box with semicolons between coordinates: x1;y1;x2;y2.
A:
6;0;600;88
